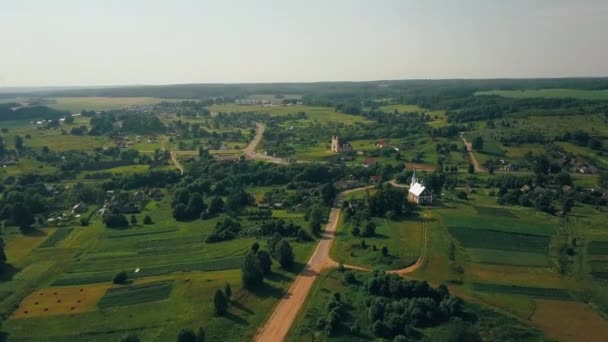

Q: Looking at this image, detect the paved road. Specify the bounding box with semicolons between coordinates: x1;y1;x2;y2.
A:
255;185;428;342
244;123;288;164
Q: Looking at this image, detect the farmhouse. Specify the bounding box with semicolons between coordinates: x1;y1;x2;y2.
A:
408;170;433;205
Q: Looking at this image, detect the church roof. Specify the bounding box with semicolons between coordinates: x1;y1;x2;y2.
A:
409;182;427;196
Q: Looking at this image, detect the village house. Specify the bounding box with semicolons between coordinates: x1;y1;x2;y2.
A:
408;170;433;205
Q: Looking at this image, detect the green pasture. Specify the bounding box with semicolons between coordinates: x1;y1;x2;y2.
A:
332;214;423;270
97;281;174;309
471;282;573;300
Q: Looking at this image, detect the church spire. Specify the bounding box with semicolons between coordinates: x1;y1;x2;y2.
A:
410;169;417;187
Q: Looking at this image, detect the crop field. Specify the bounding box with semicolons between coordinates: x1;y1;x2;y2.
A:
467;248;549;266
471;282;573;300
271;210;304;220
532;299;608;342
475;88;608;100
3;228;57;263
474;206;518;218
378;104;425;113
588;241;608;255
97;281;173;309
440;212;555;236
209;104;368;124
39;228;74;248
448;227;550;253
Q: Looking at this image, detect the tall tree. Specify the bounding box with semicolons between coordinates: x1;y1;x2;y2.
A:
213;289;229;316
241;252;264;289
277;240;294;270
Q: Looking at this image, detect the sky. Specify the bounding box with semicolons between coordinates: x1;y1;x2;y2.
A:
1;0;607;86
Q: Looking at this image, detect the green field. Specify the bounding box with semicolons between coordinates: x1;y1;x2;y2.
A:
332;214;423;270
471;283;573;300
97;281;174;308
476;89;608;100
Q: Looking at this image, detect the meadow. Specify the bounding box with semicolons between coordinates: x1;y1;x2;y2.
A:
332;213;423;270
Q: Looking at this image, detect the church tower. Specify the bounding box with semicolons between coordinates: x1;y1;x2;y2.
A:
331;135;340;153
410;169;417;187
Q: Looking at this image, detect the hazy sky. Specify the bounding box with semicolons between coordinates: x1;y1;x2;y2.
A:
1;0;607;86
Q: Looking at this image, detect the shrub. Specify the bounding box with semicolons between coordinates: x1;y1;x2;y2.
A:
177;328;197;342
143;215;153;224
112;271;128;284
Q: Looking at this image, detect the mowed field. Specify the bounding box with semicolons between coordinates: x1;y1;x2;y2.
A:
475;88;608;100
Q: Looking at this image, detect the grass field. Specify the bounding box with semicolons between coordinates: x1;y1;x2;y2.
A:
332;214;423;270
39;229;74;248
476;89;608;100
471;283;573;300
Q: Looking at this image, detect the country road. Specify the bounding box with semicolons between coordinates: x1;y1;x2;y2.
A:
255;185;428;342
244;123;287;164
460;133;483;172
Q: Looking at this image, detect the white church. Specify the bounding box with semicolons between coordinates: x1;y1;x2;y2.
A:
408;170;433;205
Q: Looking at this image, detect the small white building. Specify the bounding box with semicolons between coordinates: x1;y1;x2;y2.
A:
408;170;433;205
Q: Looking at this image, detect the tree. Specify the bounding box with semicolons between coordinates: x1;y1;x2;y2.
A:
186;192;206;219
241;252;264;289
14;135;24;149
472;136;484;150
12;203;34;233
351;225;360;237
320;182;337;206
257;249;272;275
251;241;260;253
196;327;206;342
308;205;325;236
363;221;376;237
113;271;128;284
208;196;224;216
224;283;232;300
173;203;188;221
0;237;7;274
381;246;389;256
177;328;197;342
143;215;153;224
213;289;229;316
130;215;137;226
468;164;475;174
120;334;140;342
277;240;294;270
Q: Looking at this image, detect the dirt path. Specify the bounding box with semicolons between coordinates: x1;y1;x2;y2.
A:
460;133;483;172
161;137;184;175
255;185;428;342
244;123;288;165
254;186;373;342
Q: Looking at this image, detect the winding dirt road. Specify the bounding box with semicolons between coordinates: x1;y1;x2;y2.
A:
255;186;428;342
244;123;287;165
460;133;483;172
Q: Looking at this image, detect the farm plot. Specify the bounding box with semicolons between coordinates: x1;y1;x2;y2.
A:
586;241;608;280
471;283;573;300
442;214;555;236
97;281;173;309
39;228;74;248
474;206;518;218
271;209;304;220
588;241;608;255
53;256;243;286
448;227;550;253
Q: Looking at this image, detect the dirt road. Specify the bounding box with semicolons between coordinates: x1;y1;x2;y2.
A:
244;123;287;165
460;133;483;172
254;186;373;342
255;185;428;342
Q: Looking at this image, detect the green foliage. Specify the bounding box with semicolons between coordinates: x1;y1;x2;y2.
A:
113;271;129;284
276;240;294;270
213;289;229;316
177;328;197;342
241;252;264;289
256;249;272;275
